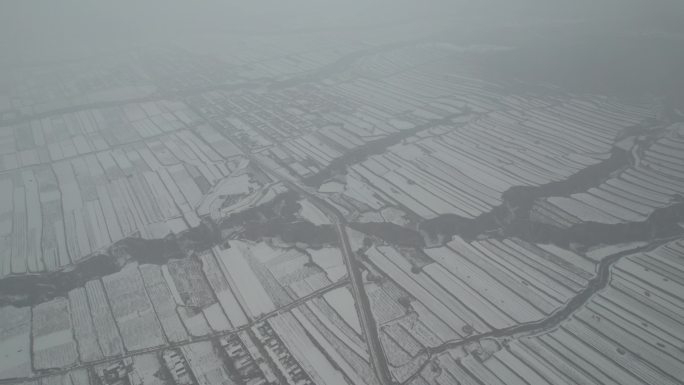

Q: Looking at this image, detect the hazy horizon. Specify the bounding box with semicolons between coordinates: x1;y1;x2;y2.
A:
2;0;683;65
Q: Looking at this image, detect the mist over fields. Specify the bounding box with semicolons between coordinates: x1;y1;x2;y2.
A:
1;2;684;385
2;0;683;104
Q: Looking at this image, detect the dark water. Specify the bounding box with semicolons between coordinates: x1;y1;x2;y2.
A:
0;223;213;307
419;140;684;249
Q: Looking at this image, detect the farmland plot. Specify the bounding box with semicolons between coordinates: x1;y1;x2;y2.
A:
367;246;493;333
323;287;362;334
130;353;167;385
310;247;347;282
68;287;104;362
0;103;241;276
292;308;370;385
269;312;349;385
162;265;212;337
198;250;248;328
32;297;78;369
31;297;78;369
139;264;189;343
84;279;124;357
534;123;684;227
329;94;652;221
102;263;165;351
214;242;276;317
166;257;216;310
430;238;684;385
0;306;32;379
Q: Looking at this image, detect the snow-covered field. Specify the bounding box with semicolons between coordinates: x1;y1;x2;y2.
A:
0;306;32;379
214;242;276;317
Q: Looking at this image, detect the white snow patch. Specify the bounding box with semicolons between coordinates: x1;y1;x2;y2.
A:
309;248;346;282
298;199;331;225
324;287;362;335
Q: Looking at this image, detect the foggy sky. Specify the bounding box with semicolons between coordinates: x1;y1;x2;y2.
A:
1;0;682;66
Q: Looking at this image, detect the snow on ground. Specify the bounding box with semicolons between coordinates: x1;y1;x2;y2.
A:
269;312;349;385
324;287;362;334
130;353;166;385
343;174;385;210
309;247;347;282
345;227;367;254
244;240;282;264
319;181;345;193
381;207;410;226
298;199;331;225
215;242;276;317
0;306;32;380
203;303;232;332
197;174;252;217
181;341;234;385
358;212;384;223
